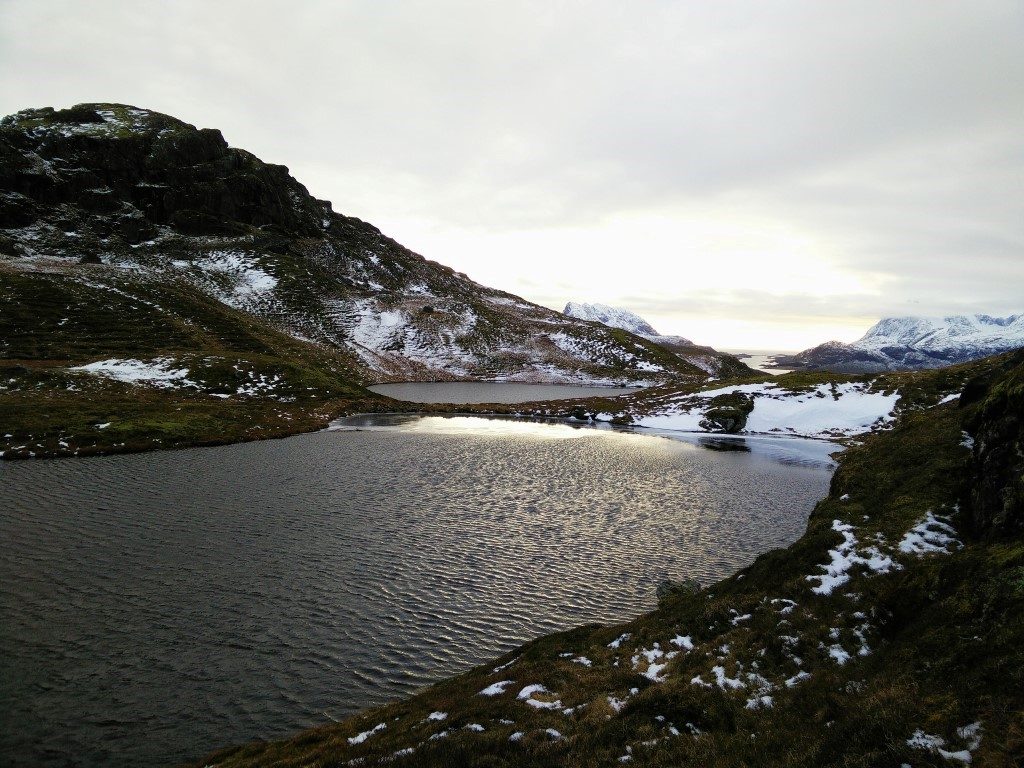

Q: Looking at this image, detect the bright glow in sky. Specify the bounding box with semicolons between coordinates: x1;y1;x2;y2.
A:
1;1;1022;349
377;208;889;348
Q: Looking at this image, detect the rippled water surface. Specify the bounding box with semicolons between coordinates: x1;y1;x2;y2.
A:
0;418;838;767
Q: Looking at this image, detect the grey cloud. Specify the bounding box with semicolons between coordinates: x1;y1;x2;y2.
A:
1;0;1021;338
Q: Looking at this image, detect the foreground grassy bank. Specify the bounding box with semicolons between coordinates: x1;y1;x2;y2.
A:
192;352;1024;767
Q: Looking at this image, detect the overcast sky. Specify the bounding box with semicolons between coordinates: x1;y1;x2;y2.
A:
2;1;1021;349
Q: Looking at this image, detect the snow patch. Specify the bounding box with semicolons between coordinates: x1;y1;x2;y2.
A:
907;722;982;763
806;520;899;595
348;722;386;745
191;251;278;307
608;633;631;649
517;683;563;710
72;358;195;389
899;511;962;555
478;680;514;696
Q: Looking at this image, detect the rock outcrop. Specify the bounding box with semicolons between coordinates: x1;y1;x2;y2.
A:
964;350;1024;535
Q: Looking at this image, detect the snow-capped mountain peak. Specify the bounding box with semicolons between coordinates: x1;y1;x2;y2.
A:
775;313;1024;373
563;302;660;337
855;314;1024;353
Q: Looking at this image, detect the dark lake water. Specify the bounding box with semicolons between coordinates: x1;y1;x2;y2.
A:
0;416;838;767
367;381;639;403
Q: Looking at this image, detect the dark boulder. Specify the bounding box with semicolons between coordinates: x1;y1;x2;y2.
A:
699;392;755;433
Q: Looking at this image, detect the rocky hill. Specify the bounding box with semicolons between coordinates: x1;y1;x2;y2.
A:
0;104;725;388
775;314;1024;373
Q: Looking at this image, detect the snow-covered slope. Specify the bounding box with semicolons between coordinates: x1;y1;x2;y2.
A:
775;314;1024;373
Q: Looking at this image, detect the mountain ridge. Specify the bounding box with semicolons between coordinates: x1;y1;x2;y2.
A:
0;103;732;390
774;313;1024;373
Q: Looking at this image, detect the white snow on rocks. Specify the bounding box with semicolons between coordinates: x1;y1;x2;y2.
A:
72;357;195;388
899;512;963;555
348;301;410;352
744;383;898;437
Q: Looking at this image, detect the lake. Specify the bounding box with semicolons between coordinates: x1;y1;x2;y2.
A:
723;350;796;375
0;416;839;767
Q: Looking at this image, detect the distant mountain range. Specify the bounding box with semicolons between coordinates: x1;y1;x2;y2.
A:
0;103;742;387
774;314;1024;373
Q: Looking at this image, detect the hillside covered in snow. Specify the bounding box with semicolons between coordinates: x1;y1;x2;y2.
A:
0;104;727;389
775;314;1024;373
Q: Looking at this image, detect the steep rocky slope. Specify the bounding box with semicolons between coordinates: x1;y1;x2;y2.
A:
775;314;1024;373
194;350;1024;767
0;104;716;387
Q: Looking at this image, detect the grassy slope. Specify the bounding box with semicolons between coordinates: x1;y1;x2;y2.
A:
0;266;388;458
192;355;1024;767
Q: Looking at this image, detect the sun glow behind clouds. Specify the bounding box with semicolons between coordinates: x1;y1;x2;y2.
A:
380;210;887;349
